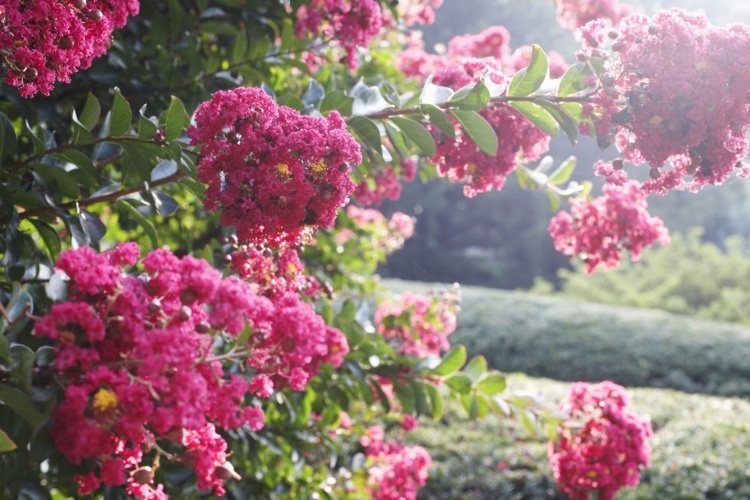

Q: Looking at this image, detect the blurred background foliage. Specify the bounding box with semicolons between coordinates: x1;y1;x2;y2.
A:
379;0;750;292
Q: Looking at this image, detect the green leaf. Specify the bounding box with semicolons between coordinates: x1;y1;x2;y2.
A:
390;116;436;157
449;80;490;111
0;112;18;164
120;141;164;185
0;337;8;361
79;210;107;243
138;107;159;140
444;373;472;394
71;112;96;145
151;159;178;182
231;23;248;61
33;164;80;199
558;62;593;97
420;75;454;105
152;190;179;216
117;200;158;247
164;96;189;141
49;150;97;186
320;90;354;116
463;355;488;382
394;381;416;414
549;156;577;185
450;109;498;156
510;101;559;137
0;384;45;430
109;89;132;136
302;79;325;107
474;372;507;395
10;344;35;392
79;93;101;131
0;428;16;453
409;380;429;416
384;124;409;158
507;44;548;97
28;219;62;260
350;80;392;116
347;116;382;154
419;103;455;139
5;283;32;323
424;383;443;420
547;189;561;212
535;100;578;145
432;345;466;376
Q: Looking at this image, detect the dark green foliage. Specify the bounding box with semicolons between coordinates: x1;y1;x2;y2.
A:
385;279;750;397
537;228;750;326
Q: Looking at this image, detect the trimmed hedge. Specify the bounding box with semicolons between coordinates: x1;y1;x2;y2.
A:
409;374;750;499
382;279;750;397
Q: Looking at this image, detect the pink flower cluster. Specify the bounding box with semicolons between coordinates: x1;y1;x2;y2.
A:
360;426;432;500
554;0;633;30
0;0;139;97
375;288;459;358
336;206;415;255
353;166;404;206
295;0;385;69
397;28;568;196
548;180;669;272
230;245;321;300
393;0;444;27
548;381;653;500
34;244;347;498
577;9;750;192
188;87;361;246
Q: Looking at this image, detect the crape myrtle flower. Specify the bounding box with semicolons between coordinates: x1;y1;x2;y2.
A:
34;243;348;498
0;0;139;97
549;381;653;500
188;87;361;246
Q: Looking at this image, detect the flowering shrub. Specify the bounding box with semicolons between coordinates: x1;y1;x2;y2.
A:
2;0;749;498
398;27;566;196
360;426;432;500
189;87;361;246
576;9;750;193
0;0;139;97
34;244;346;497
548;381;653;500
376;287;459;358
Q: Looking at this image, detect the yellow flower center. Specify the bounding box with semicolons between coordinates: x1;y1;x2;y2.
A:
275;163;291;180
92;388;118;413
649;115;664;128
696;59;709;70
310;159;327;177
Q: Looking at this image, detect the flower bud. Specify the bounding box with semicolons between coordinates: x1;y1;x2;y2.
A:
131;466;154;486
23;67;38;82
147;299;162;314
166;426;185;444
87;9;103;22
59;35;74;49
215;462;241;481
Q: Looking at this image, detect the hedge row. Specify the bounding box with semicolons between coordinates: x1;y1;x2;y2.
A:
410;374;750;499
383;279;750;397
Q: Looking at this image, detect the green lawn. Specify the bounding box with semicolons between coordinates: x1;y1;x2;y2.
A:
381;280;750;498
